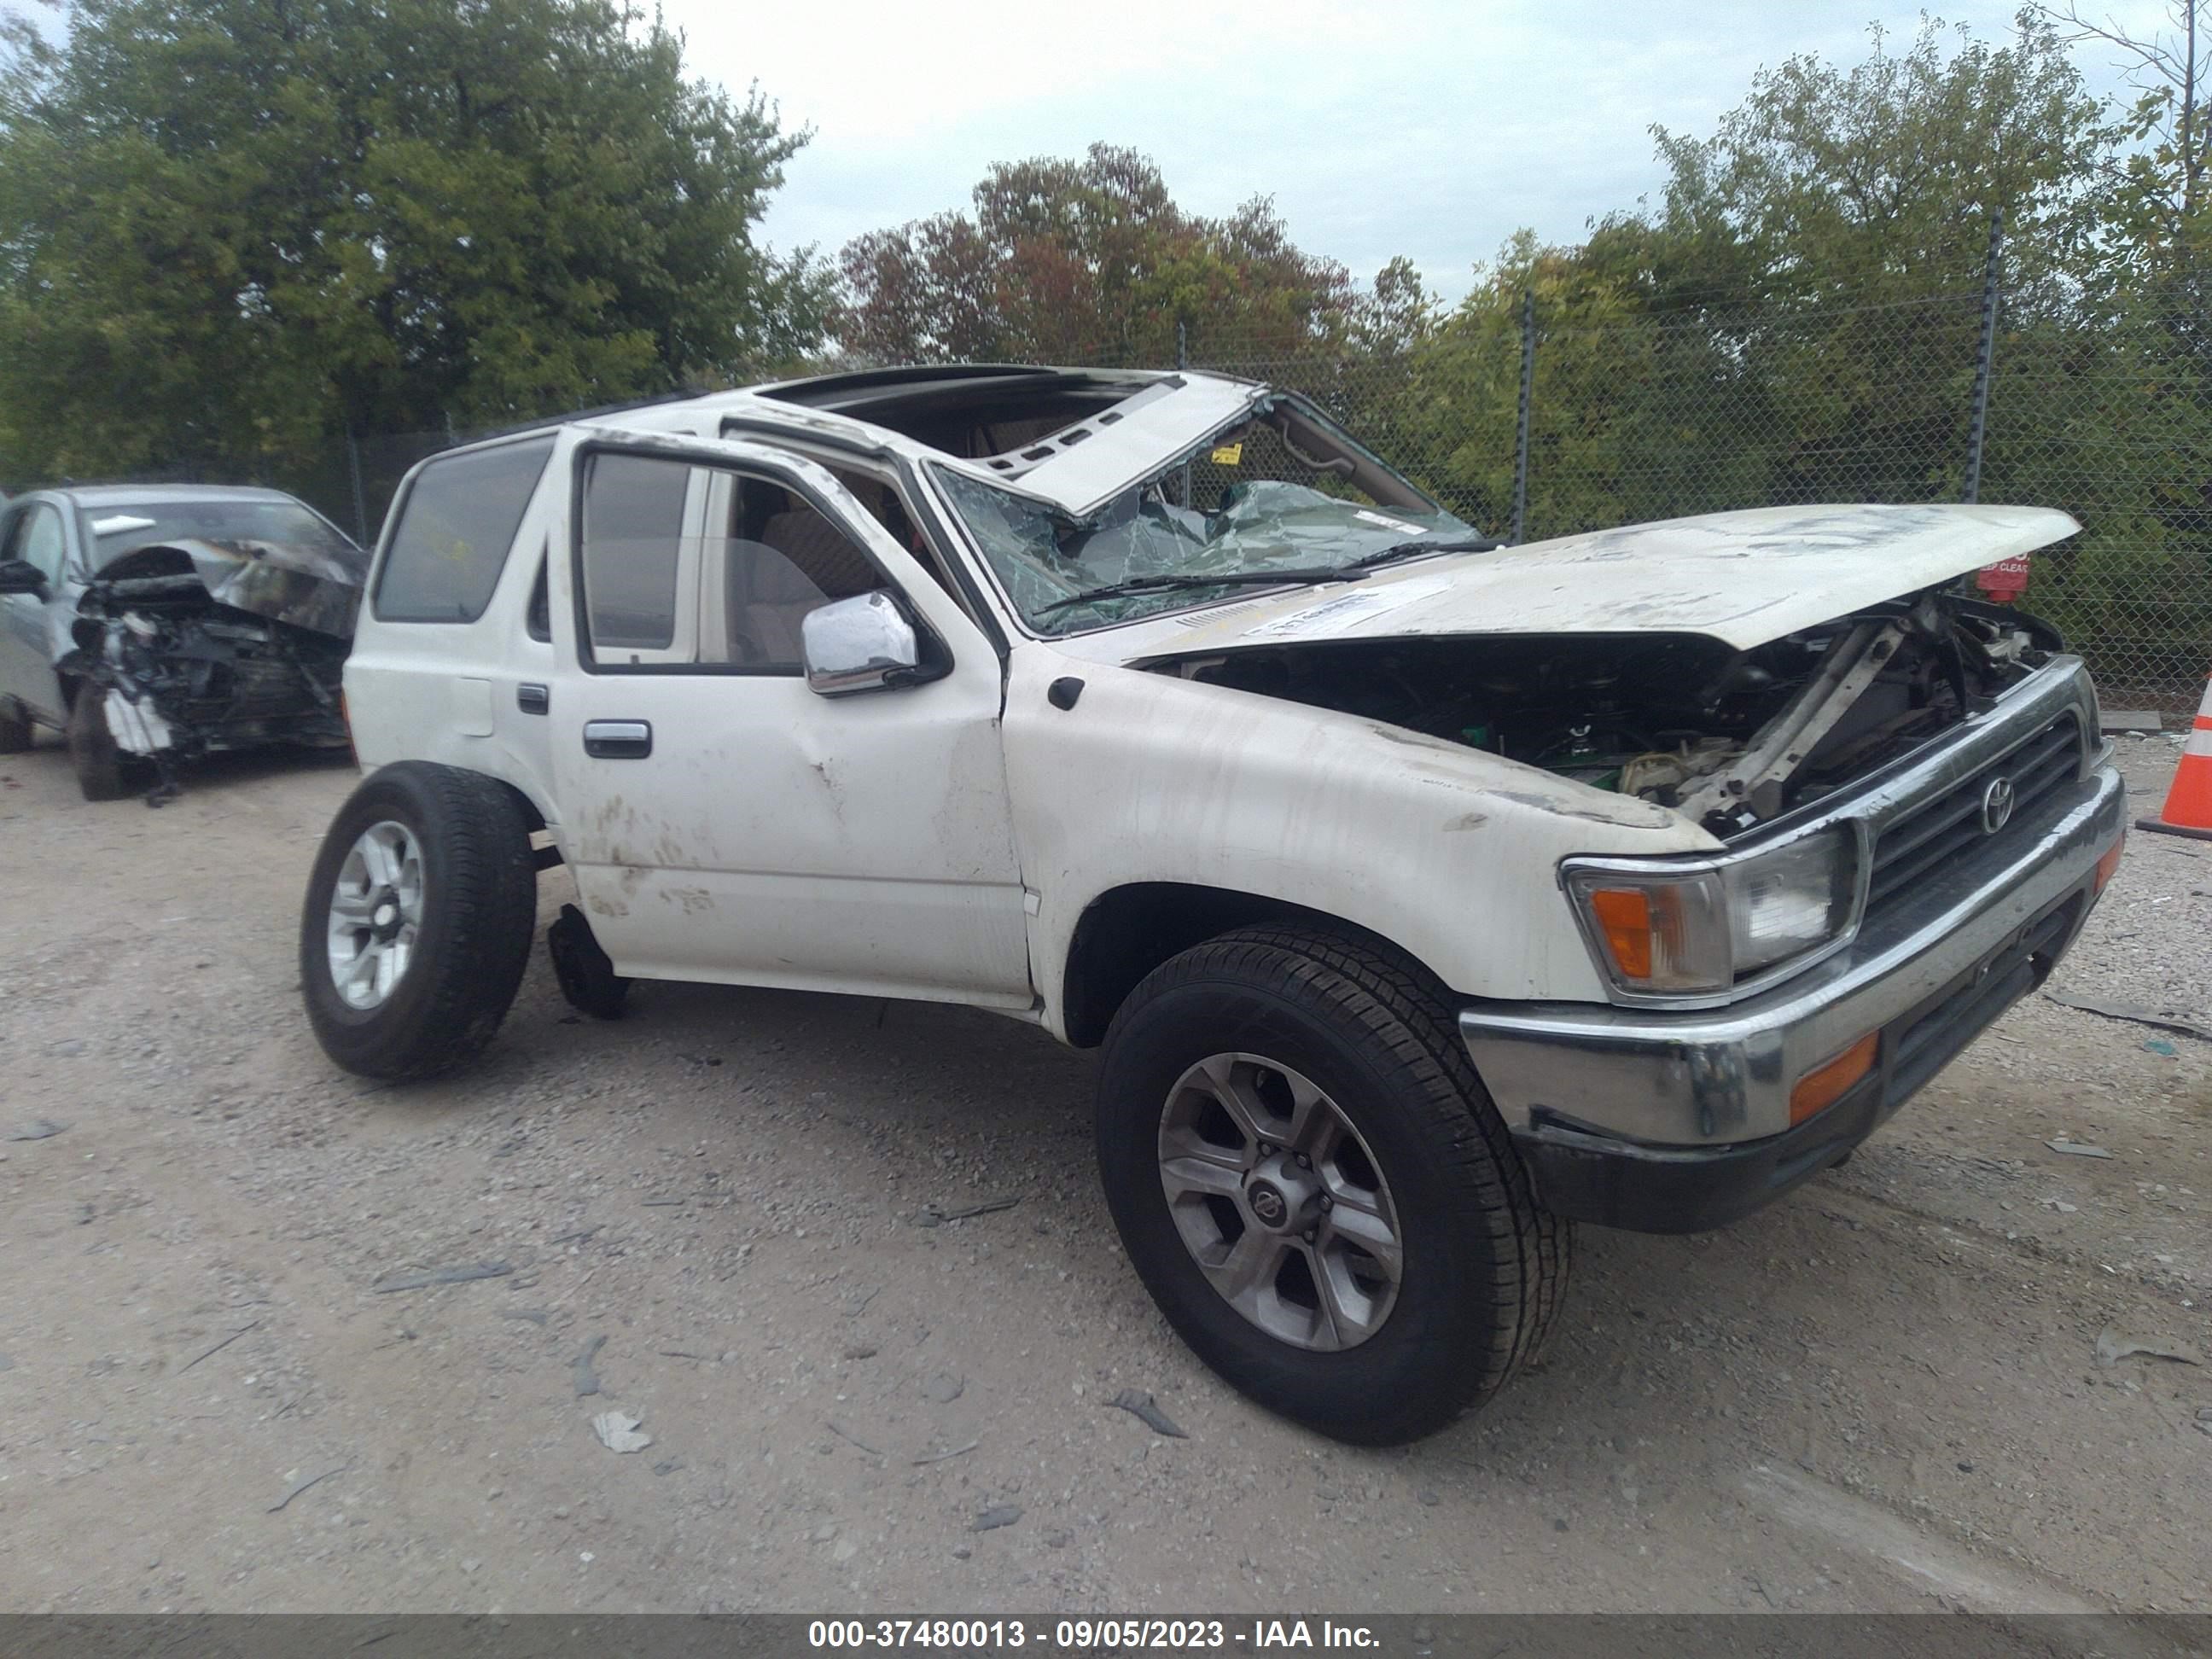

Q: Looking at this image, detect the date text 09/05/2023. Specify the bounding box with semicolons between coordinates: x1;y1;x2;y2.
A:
807;1620;1381;1650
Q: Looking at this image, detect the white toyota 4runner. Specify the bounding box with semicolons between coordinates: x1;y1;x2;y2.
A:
303;365;2126;1443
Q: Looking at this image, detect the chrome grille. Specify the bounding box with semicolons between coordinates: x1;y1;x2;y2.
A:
1865;713;2081;916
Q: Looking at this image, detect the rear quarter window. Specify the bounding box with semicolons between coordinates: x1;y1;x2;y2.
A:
374;436;556;623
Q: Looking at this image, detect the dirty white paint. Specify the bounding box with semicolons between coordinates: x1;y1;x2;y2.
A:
1153;504;2081;656
352;426;1034;1006
544;668;1032;1000
451;677;495;738
1001;647;1718;1027
344;376;2083;1045
1238;573;1454;640
993;375;1264;517
535;431;1033;1004
345;451;572;829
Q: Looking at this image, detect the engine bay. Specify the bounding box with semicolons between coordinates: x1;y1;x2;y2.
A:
1150;591;2061;837
60;566;350;804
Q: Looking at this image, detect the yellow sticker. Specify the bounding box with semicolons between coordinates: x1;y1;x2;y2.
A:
1209;442;1243;465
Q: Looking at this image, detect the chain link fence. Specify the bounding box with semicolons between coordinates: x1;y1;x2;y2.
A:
44;426;477;564
219;247;2207;713
1155;278;2210;713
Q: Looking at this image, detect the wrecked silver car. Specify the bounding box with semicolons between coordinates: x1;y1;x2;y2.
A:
0;485;364;802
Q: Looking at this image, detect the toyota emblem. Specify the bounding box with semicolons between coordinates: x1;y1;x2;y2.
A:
1980;775;2016;835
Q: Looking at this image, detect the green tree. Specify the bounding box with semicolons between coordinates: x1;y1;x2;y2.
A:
0;0;831;485
2039;1;2210;280
1979;294;2212;688
1578;13;2119;504
1389;234;1758;539
835;143;1384;367
1398;14;2132;542
2025;3;2212;690
1622;13;2112;310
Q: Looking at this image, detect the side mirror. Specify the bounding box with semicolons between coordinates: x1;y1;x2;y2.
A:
0;558;47;600
801;591;927;697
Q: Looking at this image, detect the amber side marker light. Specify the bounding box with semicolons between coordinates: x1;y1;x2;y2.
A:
1790;1032;1879;1126
339;690;358;766
2093;835;2125;894
1587;888;1656;981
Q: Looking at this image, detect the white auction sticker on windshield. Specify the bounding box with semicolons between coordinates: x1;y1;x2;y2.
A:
91;515;158;536
1238;573;1453;641
1353;509;1429;536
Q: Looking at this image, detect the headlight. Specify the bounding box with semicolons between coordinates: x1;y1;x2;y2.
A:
1565;828;1858;999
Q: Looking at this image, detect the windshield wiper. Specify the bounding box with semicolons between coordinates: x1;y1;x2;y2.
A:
1036;566;1363;617
1342;533;1500;572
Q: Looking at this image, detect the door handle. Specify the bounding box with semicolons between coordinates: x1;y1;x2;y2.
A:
582;719;651;759
517;683;550;715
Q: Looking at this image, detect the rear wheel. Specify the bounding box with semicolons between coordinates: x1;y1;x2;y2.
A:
1095;926;1570;1444
300;762;539;1080
0;696;32;754
548;902;631;1019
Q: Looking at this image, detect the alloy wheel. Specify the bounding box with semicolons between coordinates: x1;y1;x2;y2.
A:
325;819;425;1010
1156;1052;1404;1350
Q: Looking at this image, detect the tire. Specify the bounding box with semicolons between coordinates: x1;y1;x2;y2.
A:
548;903;631;1019
67;685;142;800
1095;926;1571;1445
0;696;32;754
300;761;540;1080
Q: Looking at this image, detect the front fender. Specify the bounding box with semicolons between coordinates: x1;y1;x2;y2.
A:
1003;647;1721;1032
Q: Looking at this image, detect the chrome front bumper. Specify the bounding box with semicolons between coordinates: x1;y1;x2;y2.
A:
1458;760;2125;1153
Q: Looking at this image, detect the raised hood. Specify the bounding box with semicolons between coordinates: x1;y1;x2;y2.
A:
93;536;365;638
1148;504;2080;657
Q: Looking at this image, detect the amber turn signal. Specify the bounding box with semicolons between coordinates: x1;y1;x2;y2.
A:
1790;1032;1878;1126
1586;888;1655;981
2093;835;2124;894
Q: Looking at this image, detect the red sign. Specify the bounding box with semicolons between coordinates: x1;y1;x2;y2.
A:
1976;554;2031;602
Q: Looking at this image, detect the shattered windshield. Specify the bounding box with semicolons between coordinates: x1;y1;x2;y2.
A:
934;399;1478;635
90;498;362;573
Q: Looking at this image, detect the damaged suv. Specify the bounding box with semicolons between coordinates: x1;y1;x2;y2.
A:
0;484;364;801
302;367;2126;1443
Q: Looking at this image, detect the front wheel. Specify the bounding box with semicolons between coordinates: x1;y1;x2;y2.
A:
67;686;146;800
300;762;539;1080
0;696;32;754
1095;927;1570;1445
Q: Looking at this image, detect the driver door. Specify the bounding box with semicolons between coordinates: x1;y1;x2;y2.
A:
544;433;1034;1007
0;502;67;724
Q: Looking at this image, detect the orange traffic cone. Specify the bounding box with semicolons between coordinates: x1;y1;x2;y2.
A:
2137;676;2212;841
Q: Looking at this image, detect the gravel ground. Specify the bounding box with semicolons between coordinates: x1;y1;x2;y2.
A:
0;731;2205;1615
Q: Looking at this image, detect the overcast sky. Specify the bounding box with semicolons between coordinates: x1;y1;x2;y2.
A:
0;0;2170;303
673;0;2171;304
